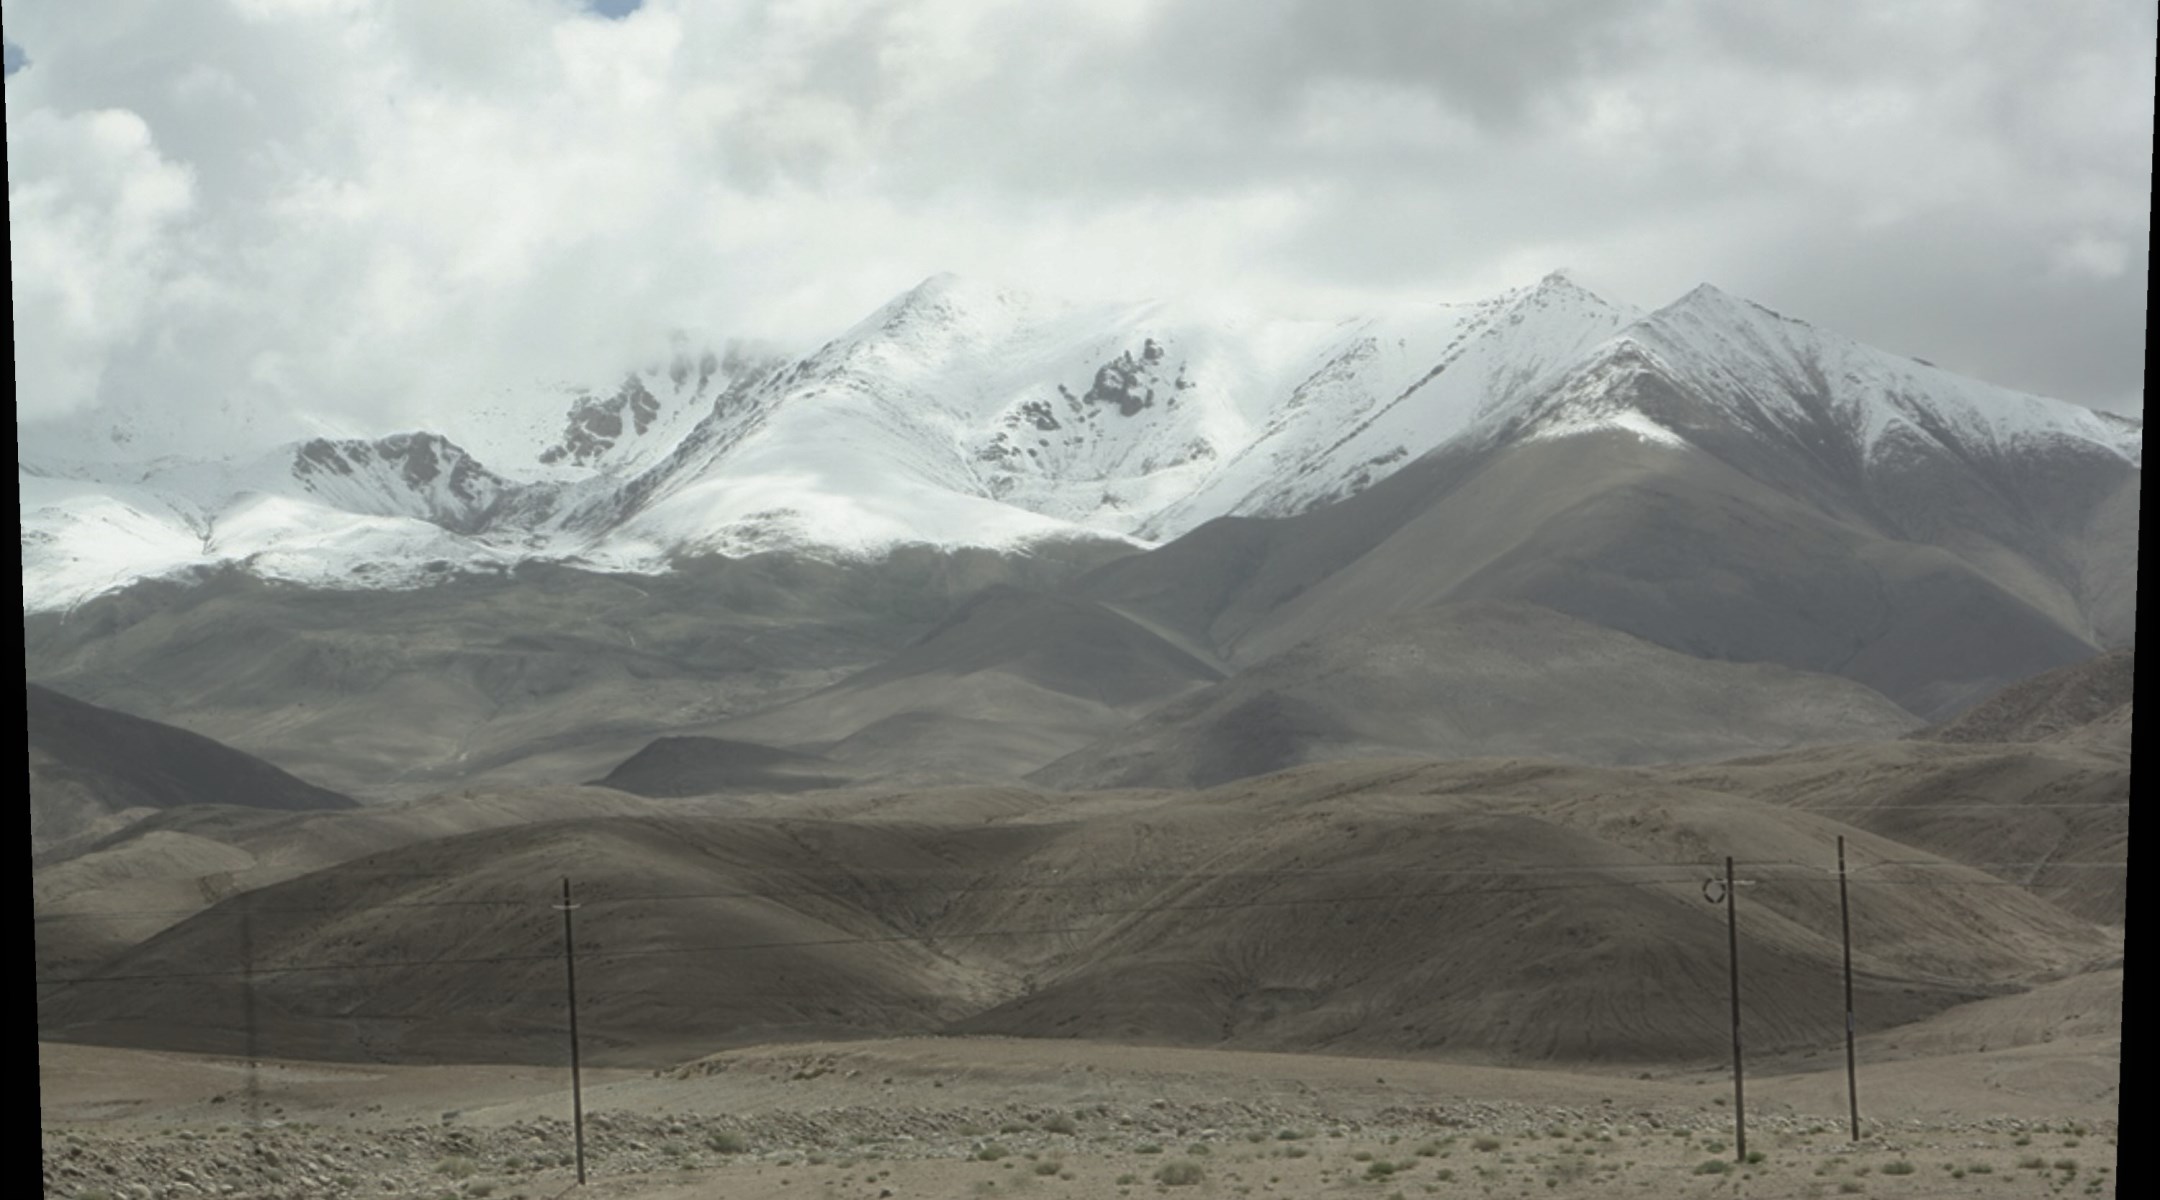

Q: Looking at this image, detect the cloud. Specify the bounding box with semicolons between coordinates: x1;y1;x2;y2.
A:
6;0;2151;457
8;107;196;423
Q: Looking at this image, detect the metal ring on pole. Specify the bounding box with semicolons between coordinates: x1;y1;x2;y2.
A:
1703;877;1728;904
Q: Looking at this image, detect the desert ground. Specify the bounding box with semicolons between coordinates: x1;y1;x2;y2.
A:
40;1017;2119;1200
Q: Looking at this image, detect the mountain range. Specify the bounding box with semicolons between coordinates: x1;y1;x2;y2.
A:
21;270;2139;796
27;271;2133;614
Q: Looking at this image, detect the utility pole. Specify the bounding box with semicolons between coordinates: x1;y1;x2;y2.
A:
556;877;588;1185
1724;856;1747;1164
240;891;263;1140
1838;837;1860;1141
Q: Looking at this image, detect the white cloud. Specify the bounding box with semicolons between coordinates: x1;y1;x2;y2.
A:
2053;234;2132;281
8;107;196;423
5;0;2152;459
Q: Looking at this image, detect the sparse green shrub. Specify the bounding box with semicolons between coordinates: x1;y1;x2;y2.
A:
1154;1161;1205;1186
706;1131;749;1154
1694;1159;1731;1175
1880;1161;1914;1175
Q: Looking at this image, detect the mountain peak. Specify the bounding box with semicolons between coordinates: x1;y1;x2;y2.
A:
1672;281;1742;309
1507;268;1631;319
907;270;966;298
1662;282;1807;328
851;272;1047;346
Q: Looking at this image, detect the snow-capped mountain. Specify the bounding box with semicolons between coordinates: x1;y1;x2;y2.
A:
1506;284;2140;466
16;272;2141;613
434;338;786;484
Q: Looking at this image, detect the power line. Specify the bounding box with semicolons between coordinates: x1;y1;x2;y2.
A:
38;865;1733;924
34;861;2121;989
34;875;1733;985
34;855;2123;924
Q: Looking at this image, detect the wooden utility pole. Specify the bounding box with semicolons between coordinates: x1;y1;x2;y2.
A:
1724;856;1746;1163
240;891;263;1137
557;877;588;1185
1838;837;1860;1141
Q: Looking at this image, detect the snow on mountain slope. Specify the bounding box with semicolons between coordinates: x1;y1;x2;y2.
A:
435;339;785;484
18;272;2141;612
18;435;534;610
1471;284;2141;466
285;433;513;532
592;271;1634;558
20;469;214;612
600;274;1352;551
1143;272;1637;532
1614;285;2137;465
1454;284;2142;649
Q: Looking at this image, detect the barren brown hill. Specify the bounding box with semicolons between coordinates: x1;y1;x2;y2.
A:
32;787;671;981
1077;419;2126;721
1032;602;1920;790
945;760;2109;1062
1666;737;2130;925
1915;646;2134;746
20;545;1132;799
40;759;2113;1070
28;684;354;856
39;813;1055;1066
709;585;1226;780
588;737;859;797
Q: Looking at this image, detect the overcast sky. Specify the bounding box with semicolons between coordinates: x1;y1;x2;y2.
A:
7;0;2151;449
